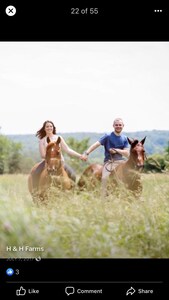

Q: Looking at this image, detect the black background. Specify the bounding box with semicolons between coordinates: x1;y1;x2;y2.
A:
0;1;169;40
0;258;168;297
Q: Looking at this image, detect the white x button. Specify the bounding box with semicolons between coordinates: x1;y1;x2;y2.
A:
5;5;16;16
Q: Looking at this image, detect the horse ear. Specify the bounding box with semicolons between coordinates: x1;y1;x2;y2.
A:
57;136;61;144
127;137;133;145
140;136;146;145
47;137;50;144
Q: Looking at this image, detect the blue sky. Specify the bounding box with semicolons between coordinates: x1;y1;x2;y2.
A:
0;42;169;134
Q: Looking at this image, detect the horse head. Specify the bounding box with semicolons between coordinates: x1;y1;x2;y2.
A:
127;137;146;170
45;136;62;175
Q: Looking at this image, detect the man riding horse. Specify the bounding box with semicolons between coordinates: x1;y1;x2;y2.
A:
82;118;129;197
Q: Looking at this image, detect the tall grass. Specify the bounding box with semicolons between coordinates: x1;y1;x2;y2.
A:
0;173;169;258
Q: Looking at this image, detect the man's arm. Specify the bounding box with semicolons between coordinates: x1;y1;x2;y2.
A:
109;147;129;158
82;141;101;159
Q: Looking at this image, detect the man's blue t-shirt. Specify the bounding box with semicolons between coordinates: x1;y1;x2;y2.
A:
99;132;129;162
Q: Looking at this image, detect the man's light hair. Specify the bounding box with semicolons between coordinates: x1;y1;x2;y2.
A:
113;118;124;125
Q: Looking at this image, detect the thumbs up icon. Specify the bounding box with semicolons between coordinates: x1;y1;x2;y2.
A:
16;286;26;296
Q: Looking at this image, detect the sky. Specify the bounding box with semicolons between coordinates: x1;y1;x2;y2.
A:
0;42;169;135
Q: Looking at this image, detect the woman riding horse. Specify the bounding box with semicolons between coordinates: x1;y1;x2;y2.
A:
28;120;85;198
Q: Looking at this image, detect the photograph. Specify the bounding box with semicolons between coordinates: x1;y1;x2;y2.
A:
0;41;169;260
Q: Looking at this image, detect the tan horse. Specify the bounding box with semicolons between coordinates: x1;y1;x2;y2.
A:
78;137;146;195
28;137;73;201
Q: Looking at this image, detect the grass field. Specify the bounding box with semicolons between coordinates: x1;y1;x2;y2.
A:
0;173;169;258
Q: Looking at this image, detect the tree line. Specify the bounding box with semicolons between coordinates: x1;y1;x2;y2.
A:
0;135;22;174
0;134;90;174
0;133;169;175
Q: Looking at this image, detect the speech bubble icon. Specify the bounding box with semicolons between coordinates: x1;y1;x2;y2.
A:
65;286;75;296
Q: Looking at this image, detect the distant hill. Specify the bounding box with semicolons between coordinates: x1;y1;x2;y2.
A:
7;130;169;161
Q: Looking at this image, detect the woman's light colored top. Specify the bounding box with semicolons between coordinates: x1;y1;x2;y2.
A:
39;134;64;161
39;134;81;161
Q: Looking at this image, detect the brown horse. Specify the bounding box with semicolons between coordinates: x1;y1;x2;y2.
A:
78;163;102;190
28;137;73;201
78;137;146;196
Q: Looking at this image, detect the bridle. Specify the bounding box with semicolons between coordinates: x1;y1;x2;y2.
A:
129;144;147;170
45;145;62;176
46;158;62;175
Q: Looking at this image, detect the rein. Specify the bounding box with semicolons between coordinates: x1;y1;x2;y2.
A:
105;158;116;173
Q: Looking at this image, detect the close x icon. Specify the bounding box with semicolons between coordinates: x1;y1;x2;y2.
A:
5;5;16;16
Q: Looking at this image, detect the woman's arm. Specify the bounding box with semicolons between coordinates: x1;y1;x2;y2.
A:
39;139;46;159
60;136;83;159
